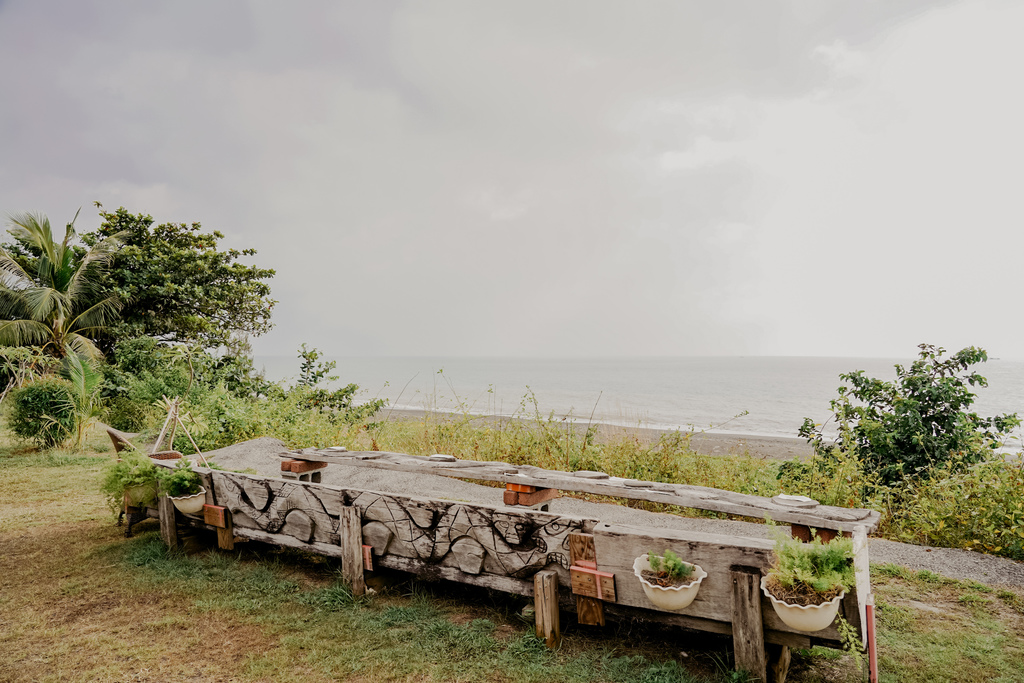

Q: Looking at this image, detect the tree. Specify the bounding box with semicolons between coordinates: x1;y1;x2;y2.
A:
81;207;276;352
0;211;123;358
799;344;1020;485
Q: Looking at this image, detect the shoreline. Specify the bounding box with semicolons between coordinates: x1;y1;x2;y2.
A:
376;407;813;461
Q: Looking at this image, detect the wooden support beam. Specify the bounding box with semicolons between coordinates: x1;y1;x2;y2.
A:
217;509;234;551
767;644;791;683
287;449;881;533
158;495;178;549
569;532;606;626
340;505;366;597
534;569;560;648
731;568;767;683
203;504;227;528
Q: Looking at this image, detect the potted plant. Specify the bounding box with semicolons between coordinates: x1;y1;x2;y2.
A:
158;457;206;514
633;549;707;611
761;531;854;632
100;450;159;512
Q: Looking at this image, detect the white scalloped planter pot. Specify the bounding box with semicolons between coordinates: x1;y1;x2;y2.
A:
633;555;707;611
168;487;206;515
761;576;844;632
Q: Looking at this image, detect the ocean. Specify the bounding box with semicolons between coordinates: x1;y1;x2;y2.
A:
253;356;1024;441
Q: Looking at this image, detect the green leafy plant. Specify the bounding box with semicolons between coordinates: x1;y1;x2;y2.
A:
799;344;1020;485
646;549;694;586
765;531;854;606
0;210;123;359
157;456;203;497
7;376;77;448
100;450;159;512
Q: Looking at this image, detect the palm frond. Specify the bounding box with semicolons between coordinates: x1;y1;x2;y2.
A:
70;295;122;332
0;249;33;290
64;332;103;360
67;231;125;301
5;212;57;263
20;286;67;324
0;319;51;347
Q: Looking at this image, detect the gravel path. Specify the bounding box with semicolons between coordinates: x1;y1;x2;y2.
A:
203;437;1024;588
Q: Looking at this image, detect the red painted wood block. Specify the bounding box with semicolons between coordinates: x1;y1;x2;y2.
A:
362;544;374;571
503;490;520;505
517;488;560;506
570;566;616;602
290;459;328;473
280;459;328;473
203;504;227;528
506;483;538;494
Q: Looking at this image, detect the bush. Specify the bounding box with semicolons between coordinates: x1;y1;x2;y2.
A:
800;344;1020;485
7;377;77;448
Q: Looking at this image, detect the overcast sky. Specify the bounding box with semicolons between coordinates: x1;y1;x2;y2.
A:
2;0;1022;359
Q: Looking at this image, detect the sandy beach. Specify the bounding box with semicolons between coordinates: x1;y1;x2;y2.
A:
377;407;814;461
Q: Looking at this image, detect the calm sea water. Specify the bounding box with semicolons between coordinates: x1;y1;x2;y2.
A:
253;356;1024;440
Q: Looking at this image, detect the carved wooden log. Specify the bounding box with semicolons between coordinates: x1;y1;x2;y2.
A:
285;449;880;532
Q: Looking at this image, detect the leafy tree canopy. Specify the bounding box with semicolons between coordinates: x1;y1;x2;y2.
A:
80;207;276;351
800;344;1020;485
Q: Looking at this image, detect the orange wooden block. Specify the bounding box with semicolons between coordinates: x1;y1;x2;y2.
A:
506;483;538;494
517;488;560;506
570;566;617;602
203;504;227;528
291;459;327;473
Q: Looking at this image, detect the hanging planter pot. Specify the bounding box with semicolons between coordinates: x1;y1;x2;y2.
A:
633;554;706;611
168;487;207;515
761;576;844;632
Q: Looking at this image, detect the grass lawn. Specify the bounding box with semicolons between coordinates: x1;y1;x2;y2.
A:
2;437;1023;682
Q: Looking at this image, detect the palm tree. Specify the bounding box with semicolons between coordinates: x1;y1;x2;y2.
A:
0;210;123;359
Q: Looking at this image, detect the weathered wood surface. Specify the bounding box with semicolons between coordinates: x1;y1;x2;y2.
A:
534;569;561;648
591;522;858;645
569;532;608;626
732;568;768;682
340;506;367;596
158;495;178;548
850;525;871;643
159;461;868;654
206;468;597;585
768;644;791;683
285;449;880;532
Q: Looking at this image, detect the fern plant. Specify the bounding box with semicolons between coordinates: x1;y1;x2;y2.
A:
157;456;203;497
647;549;694;585
766;531;854;605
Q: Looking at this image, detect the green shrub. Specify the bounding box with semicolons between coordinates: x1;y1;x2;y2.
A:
7;376;77;448
888;458;1024;560
800;344;1019;485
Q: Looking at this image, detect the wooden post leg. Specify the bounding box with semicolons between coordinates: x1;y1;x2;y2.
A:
340;506;366;597
767;644;791;683
217;509;234;550
158;495;179;549
534;570;560;649
731;568;767;683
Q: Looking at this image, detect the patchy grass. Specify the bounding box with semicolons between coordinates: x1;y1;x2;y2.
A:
2;437;1024;682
